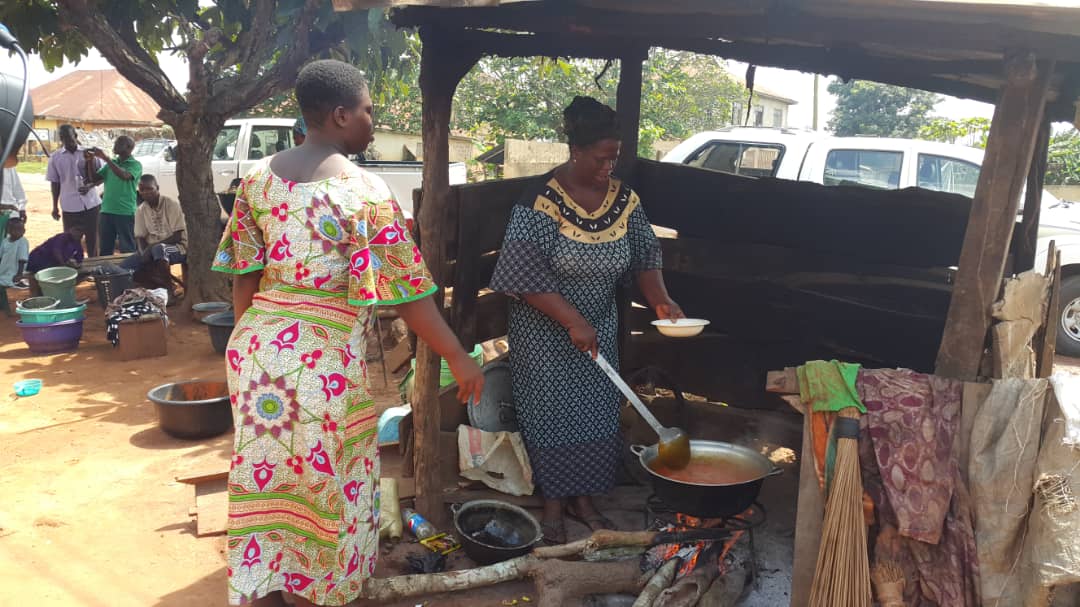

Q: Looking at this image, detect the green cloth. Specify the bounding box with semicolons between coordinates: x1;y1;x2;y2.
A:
796;359;865;413
97;156;142;215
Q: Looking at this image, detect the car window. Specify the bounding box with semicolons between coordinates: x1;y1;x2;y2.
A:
686;141;784;178
824;149;903;189
214;126;241;161
248;126;293;160
917;154;980;198
133;140;162;156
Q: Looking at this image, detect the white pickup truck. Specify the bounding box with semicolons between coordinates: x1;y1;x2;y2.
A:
663;127;1080;356
136;118;467;216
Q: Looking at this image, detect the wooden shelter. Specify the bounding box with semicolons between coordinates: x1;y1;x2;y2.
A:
334;0;1080;564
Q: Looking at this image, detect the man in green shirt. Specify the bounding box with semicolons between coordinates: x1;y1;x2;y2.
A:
94;135;141;255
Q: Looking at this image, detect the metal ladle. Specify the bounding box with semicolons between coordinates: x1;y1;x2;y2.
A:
594;352;691;470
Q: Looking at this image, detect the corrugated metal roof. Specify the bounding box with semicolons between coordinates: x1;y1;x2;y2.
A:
30;69;163;126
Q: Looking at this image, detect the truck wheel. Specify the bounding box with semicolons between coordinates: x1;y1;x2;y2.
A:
1057;274;1080;358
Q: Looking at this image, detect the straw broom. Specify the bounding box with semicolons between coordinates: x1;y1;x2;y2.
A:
808;407;871;607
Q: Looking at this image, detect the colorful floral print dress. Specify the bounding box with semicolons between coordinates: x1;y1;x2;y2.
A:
212;158;434;605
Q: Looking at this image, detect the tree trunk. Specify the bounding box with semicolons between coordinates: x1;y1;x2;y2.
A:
170;112;231;304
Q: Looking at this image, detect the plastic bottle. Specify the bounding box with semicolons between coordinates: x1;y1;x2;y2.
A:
401;507;438;540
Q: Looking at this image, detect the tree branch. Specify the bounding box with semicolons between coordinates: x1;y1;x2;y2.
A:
212;0;328;116
55;0;187;115
236;0;276;79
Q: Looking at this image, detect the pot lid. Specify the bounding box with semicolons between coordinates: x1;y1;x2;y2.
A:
468;362;517;433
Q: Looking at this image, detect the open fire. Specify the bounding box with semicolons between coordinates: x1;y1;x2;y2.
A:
642;508;755;579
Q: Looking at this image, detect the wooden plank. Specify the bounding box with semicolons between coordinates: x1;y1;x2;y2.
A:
936;53;1054;381
386;338;414;374
194;477;228;537
630;159;974;269
766;368;799;394
659;236;955;285
472;292;510;346
443;488;545;510
790;411;824;607
615;49;646;176
1017;120;1051;272
1038;249;1062;377
176;469;229;485
454;175;539;254
391;4;1080;65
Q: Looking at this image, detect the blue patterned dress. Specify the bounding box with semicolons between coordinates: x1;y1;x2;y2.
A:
490;174;662;498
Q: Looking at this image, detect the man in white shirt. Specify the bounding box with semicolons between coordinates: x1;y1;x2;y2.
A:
46;124;102;256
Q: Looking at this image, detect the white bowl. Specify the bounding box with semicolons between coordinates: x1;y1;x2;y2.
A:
651;318;710;338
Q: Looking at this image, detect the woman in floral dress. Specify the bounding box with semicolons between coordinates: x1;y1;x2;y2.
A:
212;60;483;607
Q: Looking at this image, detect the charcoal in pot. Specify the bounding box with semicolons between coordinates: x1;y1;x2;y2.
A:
471;517;524;548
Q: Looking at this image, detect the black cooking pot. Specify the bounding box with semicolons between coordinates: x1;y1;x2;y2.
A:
631;440;782;518
452;499;543;565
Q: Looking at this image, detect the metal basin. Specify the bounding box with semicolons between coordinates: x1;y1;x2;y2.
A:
147;380;233;439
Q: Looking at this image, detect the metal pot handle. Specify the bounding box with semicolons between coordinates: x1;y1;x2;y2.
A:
766;465;784;478
450;503;462;516
629;444;647;457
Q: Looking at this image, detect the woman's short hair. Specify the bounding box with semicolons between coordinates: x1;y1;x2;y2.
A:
296;60;369;126
563;96;620;148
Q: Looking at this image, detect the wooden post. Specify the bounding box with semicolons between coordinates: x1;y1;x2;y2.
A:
615;48;646;176
614;47;647;368
1016;120;1051;272
414;27;479;525
935;52;1053;381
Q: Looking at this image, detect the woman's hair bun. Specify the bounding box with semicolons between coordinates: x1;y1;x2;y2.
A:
563;96;619;147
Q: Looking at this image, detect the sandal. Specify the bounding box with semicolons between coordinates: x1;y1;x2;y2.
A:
565;504;617;532
541;518;567;545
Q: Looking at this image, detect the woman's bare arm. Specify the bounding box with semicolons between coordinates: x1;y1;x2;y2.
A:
397;296;484;403
232;271;263;319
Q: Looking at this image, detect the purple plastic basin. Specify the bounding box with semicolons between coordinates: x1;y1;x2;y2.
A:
16;318;84;354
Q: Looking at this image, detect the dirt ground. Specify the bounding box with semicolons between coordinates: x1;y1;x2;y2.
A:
3;170;1079;607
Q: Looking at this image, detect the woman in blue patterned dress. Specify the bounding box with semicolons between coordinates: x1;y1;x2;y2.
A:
490;97;683;543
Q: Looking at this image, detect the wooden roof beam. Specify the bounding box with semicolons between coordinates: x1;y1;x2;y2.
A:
661;38;1002;104
393;5;1080;65
450;28;641;61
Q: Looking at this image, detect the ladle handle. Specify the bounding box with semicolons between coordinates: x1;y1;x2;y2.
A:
594;352;666;436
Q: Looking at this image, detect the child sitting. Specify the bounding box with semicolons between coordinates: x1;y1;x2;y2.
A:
0;218;28;289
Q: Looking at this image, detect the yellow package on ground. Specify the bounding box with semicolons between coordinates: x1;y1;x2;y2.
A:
457;424;534;496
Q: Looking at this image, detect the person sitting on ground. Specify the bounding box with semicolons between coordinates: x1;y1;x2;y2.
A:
95;135;142;255
120;175;186;291
0;218;29;289
25;226;84;296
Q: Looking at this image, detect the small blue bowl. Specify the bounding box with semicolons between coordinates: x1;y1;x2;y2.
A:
14;379;42;397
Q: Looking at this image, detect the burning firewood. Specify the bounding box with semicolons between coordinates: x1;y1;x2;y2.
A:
357;526;750;606
632;558;680;607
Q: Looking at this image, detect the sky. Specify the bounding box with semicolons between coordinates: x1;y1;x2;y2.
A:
3;46;1002;132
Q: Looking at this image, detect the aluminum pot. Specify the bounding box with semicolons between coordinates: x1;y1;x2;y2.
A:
631;440;782;518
